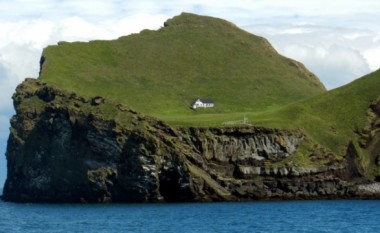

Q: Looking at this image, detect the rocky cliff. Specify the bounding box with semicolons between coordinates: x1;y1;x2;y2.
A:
3;79;379;203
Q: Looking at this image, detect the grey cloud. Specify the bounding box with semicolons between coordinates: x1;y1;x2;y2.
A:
0;63;17;110
244;24;379;89
294;45;370;89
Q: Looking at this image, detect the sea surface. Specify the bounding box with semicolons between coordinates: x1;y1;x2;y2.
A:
1;194;380;233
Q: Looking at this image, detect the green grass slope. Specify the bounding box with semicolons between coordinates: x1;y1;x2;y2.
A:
39;12;325;119
246;69;380;170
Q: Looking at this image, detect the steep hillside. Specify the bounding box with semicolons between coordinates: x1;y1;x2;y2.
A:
39;12;325;118
246;69;380;177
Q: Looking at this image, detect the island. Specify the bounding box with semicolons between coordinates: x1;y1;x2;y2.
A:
2;13;380;203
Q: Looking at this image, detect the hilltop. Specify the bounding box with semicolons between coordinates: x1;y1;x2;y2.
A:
39;12;325;119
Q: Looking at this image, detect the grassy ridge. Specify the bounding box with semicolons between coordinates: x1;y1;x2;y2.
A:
40;13;325;117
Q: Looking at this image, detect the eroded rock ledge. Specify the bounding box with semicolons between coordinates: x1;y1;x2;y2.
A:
2;79;379;203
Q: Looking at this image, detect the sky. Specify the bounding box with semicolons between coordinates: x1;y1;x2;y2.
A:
1;0;380;186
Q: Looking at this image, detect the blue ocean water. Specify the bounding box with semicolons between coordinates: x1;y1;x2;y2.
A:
1;196;380;233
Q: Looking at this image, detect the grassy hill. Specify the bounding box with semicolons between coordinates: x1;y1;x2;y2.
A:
285;69;380;148
39;12;325;118
37;12;380;173
247;69;380;172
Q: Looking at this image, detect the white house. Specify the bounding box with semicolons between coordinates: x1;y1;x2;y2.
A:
192;98;214;109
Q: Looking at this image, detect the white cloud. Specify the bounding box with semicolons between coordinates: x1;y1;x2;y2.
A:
56;14;168;42
0;19;54;49
246;23;380;89
106;14;169;37
58;17;115;40
0;43;41;130
363;47;380;70
0;19;55;105
279;28;313;35
282;44;370;89
2;1;380;28
0;43;41;80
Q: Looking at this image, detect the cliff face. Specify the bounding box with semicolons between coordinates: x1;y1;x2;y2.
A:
356;99;380;179
2;79;378;202
4;79;193;202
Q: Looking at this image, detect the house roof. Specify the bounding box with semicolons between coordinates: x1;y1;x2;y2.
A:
194;98;214;104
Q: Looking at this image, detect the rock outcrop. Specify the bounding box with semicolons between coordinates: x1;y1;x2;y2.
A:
356;99;380;180
2;79;379;202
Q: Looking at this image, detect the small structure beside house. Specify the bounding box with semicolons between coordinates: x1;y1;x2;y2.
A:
191;98;214;109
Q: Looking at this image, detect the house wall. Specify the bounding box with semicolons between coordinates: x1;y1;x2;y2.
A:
192;101;214;109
